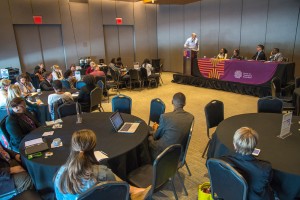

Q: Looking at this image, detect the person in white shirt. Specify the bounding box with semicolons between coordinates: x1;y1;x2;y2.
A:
52;65;63;81
0;79;11;108
269;48;284;62
184;33;199;51
48;80;73;120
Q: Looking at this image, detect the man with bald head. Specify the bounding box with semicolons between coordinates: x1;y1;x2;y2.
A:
184;33;199;51
148;92;194;160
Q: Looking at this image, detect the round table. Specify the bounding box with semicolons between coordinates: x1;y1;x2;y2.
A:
20;112;151;194
207;113;300;200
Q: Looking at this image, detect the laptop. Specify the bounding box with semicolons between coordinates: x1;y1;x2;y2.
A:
110;112;140;133
133;62;140;69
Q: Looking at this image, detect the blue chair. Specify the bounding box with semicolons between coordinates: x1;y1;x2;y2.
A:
0;116;10;149
76;81;86;90
207;158;248;200
61;79;71;89
78;181;129;200
148;98;165;125
97;80;109;103
257;96;283;113
111;95;132;114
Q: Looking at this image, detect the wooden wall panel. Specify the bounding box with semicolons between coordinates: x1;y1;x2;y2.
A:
200;0;220;58
219;0;242;56
240;0;268;59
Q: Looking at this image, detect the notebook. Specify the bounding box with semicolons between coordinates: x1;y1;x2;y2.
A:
25;138;49;155
109;112;139;133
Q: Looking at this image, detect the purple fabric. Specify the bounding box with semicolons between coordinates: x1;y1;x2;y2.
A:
222;60;278;85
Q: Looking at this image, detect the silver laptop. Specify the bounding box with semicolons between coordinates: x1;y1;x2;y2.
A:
110;112;139;133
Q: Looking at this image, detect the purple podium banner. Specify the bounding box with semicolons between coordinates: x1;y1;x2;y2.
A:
223;60;278;85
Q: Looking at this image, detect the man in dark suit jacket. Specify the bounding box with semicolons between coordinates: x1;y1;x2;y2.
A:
221;127;275;200
39;71;54;91
0;143;33;195
252;44;266;61
148;92;194;160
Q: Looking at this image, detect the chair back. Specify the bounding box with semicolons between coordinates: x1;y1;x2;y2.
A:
204;100;224;129
152;144;182;190
76;81;86;90
111;95;132;114
140;67;148;80
179;120;194;168
148;98;166;125
90;87;102;112
129;69;140;81
110;68;120;82
257;96;283;113
77;181;129;200
61;79;71;89
207;158;248;200
271;77;281;98
0;116;10;149
30;74;40;89
295;77;300;89
57;102;80;118
97;76;107;91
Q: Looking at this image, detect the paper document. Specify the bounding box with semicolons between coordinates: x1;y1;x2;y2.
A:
45;119;63;126
94;151;108;161
25;138;44;147
42;131;54;137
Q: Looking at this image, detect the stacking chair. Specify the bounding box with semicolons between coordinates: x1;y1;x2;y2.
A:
271;77;292;102
207;158;248;200
90;87;104;112
128;69;142;90
57;102;81;118
257;97;283;113
76;81;86;90
295;77;300;89
128;144;182;200
176;120;194;196
202;100;224;158
148;98;166;125
97;80;109;103
61;79;71;89
109;69;125;94
140;67;157;88
78;181;129;200
111;94;132;114
158;63;164;84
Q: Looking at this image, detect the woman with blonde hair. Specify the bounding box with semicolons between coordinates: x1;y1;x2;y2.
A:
54;129;150;200
7;84;22;107
52;65;63;81
0;79;11;108
221;127;275;200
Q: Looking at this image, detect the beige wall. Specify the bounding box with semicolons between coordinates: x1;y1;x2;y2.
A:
157;0;300;75
0;0;157;72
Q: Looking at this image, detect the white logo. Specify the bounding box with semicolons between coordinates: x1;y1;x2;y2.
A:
234;70;242;79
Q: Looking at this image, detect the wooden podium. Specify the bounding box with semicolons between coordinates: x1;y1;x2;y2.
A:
183;48;197;75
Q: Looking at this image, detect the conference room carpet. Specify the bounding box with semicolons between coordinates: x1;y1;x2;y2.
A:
100;72;258;199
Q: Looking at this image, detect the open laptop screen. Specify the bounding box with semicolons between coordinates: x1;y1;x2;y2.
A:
110;112;124;131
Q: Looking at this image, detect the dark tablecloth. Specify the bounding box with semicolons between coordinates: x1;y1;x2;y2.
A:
19;112;151;196
207;113;300;200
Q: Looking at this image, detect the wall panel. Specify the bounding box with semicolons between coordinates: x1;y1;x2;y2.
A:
293;10;300;76
265;0;300;60
102;0;117;25
170;5;184;73
240;0;268;59
219;0;242;56
200;0;220;58
9;0;33;24
116;1;134;25
31;0;61;24
119;26;135;67
103;26;119;64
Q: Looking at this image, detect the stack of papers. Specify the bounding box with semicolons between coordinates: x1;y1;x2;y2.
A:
45;119;63;126
25;138;44;147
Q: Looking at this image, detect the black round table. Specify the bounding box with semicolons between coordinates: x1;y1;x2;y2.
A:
20;112;151;194
207;113;300;200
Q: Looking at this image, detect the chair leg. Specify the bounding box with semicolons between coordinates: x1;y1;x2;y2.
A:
170;177;178;200
202;140;211;158
184;161;192;176
176;172;188;196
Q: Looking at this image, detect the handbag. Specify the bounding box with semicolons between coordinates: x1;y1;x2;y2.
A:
198;182;213;200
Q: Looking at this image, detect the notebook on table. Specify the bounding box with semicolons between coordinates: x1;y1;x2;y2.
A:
109;112;139;133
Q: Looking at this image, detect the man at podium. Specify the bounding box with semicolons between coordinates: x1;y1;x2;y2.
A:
184;33;199;56
183;33;199;75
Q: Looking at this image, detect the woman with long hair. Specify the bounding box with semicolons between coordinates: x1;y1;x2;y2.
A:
52;65;63;81
54;129;150;200
15;73;36;96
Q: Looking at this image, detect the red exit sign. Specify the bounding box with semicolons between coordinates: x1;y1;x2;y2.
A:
33;16;42;24
116;18;123;25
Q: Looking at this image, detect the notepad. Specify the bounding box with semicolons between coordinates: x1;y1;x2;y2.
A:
25;138;44;147
94;151;108;161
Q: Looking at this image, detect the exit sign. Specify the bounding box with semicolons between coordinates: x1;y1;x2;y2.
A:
116;18;123;25
33;16;42;24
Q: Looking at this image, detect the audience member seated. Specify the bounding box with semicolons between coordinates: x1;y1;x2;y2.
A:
141;58;160;83
252;44;266;61
116;57;124;68
0;79;11;109
148;92;194;160
221;127;275;200
40;72;54;91
70;64;76;76
85;61;97;75
99;59;107;67
52;65;64;81
78;75;96;112
54;129;151;200
0;143;33;196
63;69;76;89
48;80;73;120
90;65;105;77
7;85;22;107
108;58;116;69
34;66;45;81
269;48;284;62
15;74;36;96
216;48;228;59
39;63;46;74
230;49;242;60
6;97;40;152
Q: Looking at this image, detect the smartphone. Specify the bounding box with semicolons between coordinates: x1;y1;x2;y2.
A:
252;148;261;156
